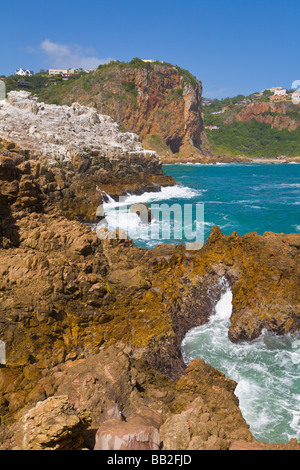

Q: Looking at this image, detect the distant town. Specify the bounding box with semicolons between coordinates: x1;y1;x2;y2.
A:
203;87;300;131
3;67;97;91
203;86;300;108
14;67;94;79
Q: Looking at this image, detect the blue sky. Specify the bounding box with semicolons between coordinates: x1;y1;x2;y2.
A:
0;0;299;98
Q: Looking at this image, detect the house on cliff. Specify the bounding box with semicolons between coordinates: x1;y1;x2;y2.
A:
292;91;300;104
15;68;34;77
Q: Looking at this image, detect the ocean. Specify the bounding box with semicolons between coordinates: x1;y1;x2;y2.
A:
98;162;300;443
100;162;300;248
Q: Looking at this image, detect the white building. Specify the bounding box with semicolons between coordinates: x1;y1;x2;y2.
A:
274;88;287;96
269;87;283;93
68;68;84;73
15;68;34;77
48;68;68;76
292;91;300;104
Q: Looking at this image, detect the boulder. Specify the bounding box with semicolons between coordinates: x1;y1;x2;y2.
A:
15;396;91;450
130;203;153;224
94;418;160;450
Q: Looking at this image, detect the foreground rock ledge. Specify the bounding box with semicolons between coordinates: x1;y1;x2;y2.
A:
0;145;299;449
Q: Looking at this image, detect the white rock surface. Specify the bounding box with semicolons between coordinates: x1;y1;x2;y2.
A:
0;91;157;164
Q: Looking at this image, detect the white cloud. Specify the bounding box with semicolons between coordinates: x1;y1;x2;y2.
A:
39;39;113;70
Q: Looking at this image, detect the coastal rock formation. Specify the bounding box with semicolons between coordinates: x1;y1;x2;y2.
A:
0;93;175;223
0;141;299;449
0;345;254;450
0;161;299;450
0;91;157;164
235;101;300;131
13;396;90;450
94;416;161;450
30;61;212;160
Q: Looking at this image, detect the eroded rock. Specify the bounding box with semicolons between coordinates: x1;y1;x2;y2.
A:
14;396;90;450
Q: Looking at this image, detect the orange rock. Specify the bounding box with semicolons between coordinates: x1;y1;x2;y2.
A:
229;440;266;451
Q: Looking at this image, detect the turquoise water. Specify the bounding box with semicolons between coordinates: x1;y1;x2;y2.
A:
99;162;300;443
101;162;300;247
182;284;300;444
163;162;300;241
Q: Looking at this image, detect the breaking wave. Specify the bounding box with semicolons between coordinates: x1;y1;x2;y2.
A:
182;284;300;443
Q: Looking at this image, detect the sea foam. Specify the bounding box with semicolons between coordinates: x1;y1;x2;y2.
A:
182;282;300;443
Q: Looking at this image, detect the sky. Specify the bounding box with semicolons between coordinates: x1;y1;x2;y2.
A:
0;0;299;99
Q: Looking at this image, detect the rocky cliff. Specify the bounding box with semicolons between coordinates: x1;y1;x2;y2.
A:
0;91;159;164
29;60;212;161
0;146;299;450
203;97;300;159
0;91;175;223
235;101;300;131
0;89;299;450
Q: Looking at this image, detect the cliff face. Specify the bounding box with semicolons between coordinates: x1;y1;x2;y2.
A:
203;97;300;159
0;146;300;449
39;62;211;161
233;101;300;131
0;92;175;223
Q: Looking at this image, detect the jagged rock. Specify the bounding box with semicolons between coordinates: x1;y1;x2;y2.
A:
236;101;300;131
94;419;160;450
0;91;158;165
26;63;213;161
160;395;233;450
14;396;91;450
0;136;299;449
0;95;176;223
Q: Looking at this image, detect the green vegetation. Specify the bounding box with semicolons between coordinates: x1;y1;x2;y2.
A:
203;92;300;157
167;87;184;102
122;80;138;99
97;58;153;71
3;71;85;105
173;66;198;87
285;110;300;121
204;95;247;113
97;59;198;87
207;120;300;158
142;134;171;154
2;58;199;108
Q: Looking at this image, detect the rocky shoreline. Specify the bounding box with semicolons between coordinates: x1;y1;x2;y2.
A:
0;93;299;451
159;153;300;165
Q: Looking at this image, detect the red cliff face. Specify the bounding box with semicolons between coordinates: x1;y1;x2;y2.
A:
55;63;212;160
236;101;300;131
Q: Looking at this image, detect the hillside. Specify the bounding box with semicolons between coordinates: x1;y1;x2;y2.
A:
3;59;212;162
203;93;300;158
4;63;300;161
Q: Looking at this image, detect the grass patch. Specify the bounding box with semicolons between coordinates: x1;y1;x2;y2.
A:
207;120;300;157
143;134;171;153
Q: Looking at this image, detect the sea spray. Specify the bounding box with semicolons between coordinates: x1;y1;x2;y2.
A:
182;283;300;443
97;185;204;247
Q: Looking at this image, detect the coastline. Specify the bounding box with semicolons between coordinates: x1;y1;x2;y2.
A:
0;93;299;450
1;150;300;450
159;153;300;165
